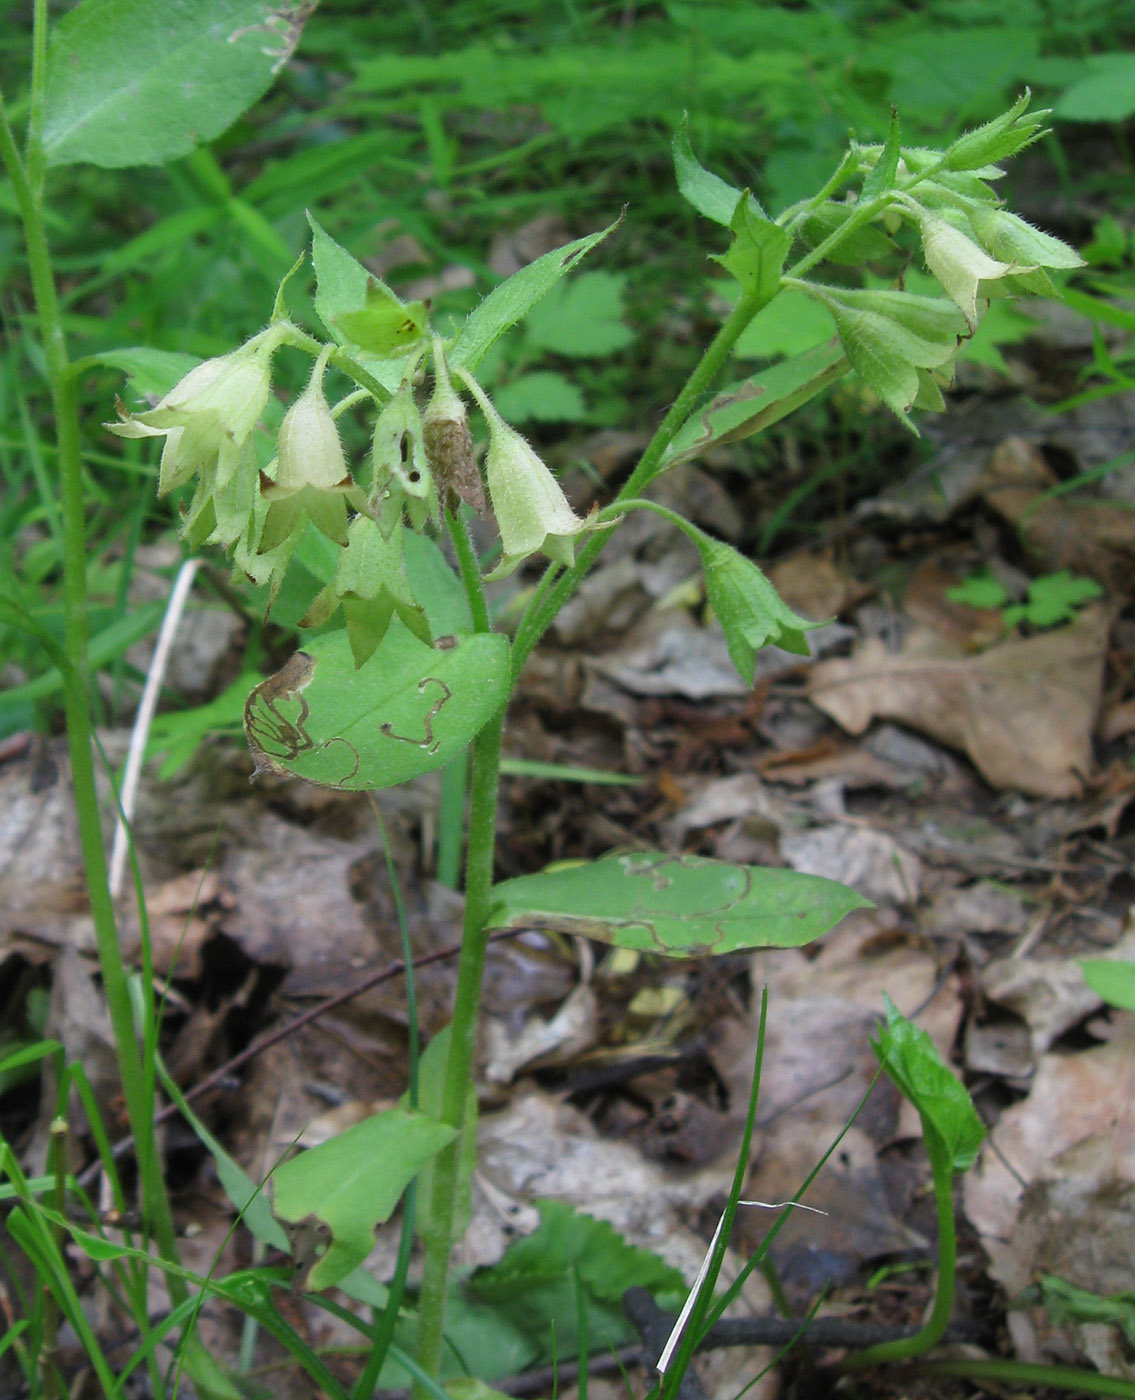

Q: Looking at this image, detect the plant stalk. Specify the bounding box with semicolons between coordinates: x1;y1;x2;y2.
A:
0;68;184;1296
412;706;504;1388
843;1147;957;1368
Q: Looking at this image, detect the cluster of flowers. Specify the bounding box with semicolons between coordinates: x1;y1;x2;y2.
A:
108;332;591;663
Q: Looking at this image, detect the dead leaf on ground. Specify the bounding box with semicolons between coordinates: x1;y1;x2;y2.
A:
979;436;1135;593
964;1018;1135;1365
809;604;1111;797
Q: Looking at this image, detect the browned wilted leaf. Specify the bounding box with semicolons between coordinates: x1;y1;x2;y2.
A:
808;605;1111;798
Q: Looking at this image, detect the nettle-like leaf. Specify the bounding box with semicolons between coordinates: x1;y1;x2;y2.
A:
271;1106;455;1291
469;1199;685;1354
487;851;871;957
872;997;985;1173
243;622;509;790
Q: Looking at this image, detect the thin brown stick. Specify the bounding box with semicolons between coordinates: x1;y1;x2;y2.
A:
76;929;518;1189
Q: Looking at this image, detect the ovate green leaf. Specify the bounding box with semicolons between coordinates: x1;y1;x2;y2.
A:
872;997;985;1173
43;0;304;168
487;851;871;957
243;623;509;790
271;1107;455;1291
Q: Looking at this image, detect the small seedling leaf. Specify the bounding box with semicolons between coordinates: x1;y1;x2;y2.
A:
271;1107;455;1292
487;851;871;957
243;623;509;790
872;997;985;1173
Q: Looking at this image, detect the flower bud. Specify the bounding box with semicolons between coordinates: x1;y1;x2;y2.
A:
258;346;353;550
269;347;350;495
456;370;586;577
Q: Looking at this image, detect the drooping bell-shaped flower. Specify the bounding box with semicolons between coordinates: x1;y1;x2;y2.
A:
456;369;588;578
259;345;355;551
106;324;287;495
917;212;1014;328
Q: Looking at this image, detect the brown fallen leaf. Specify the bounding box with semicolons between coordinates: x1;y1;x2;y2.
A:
808;604;1111;798
978;436;1135;593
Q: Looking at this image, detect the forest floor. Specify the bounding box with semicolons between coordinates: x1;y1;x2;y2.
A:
2;276;1134;1398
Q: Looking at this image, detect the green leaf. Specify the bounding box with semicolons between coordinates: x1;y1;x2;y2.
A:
1080;959;1135;1012
732;287;836;360
469;1199;685;1357
450;218;621;372
672;116;766;226
1017;571;1102;627
945;573;1010;610
662;340;850;468
334;280;428;358
147;671;257;778
487;851;871;958
696;533;823;678
271;1106;455;1291
523;271;634;358
717;199;792;300
492;371;587;424
872;997;985;1173
308;213;417;392
94;346;201;401
42;0;304;168
1057;54;1135;123
243;622;509;790
860;107;901;202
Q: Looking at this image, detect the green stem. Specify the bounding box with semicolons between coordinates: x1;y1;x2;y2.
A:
922;1359;1135;1399
510;283;768;677
843;1150;957;1368
0;75;184;1296
410;508;501;1385
412;705;504;1388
